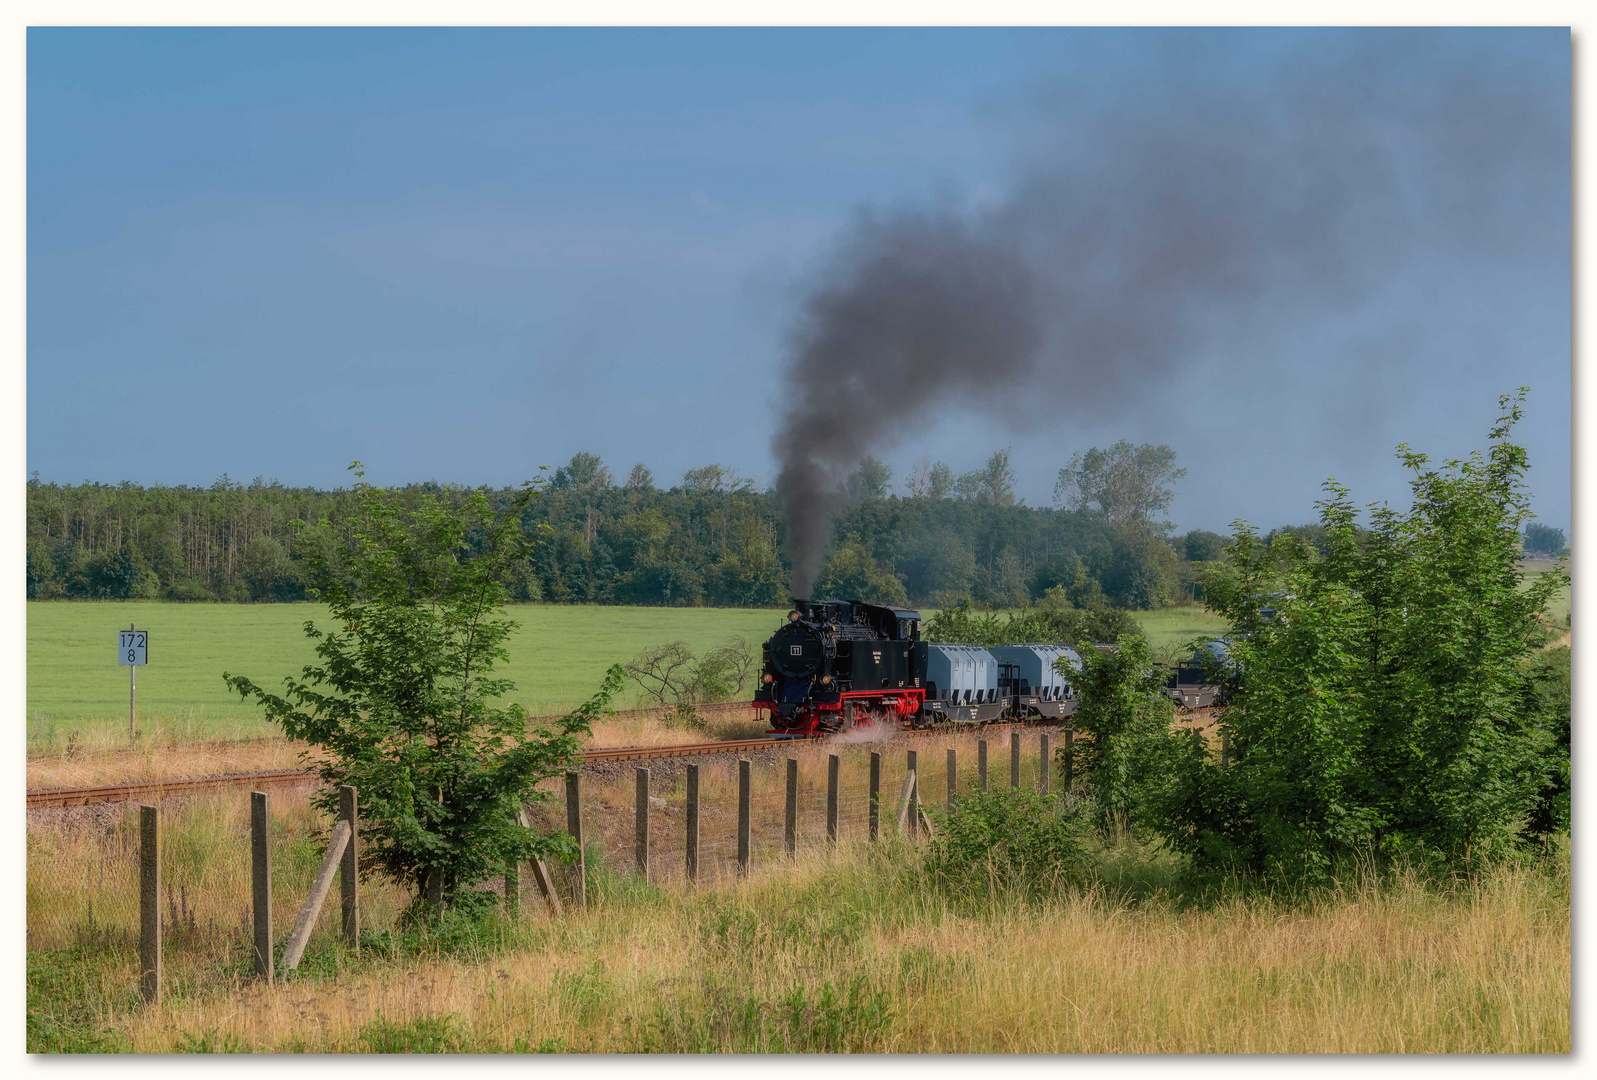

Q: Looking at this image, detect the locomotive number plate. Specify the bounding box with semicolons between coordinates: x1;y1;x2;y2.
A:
790;645;802;655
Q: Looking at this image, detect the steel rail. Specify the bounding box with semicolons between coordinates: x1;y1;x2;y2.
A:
27;736;818;809
26;711;1215;810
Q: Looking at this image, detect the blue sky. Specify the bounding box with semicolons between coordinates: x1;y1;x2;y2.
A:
27;28;1570;534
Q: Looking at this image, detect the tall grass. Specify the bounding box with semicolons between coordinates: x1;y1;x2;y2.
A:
28;786;1570;1052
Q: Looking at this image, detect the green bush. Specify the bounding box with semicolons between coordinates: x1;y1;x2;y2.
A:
1066;634;1177;835
923;787;1091;897
1154;391;1569;880
224;464;622;910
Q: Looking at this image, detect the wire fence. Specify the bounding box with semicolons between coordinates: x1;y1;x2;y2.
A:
26;731;1071;979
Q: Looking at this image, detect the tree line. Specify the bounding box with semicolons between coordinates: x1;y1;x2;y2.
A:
33;440;1554;610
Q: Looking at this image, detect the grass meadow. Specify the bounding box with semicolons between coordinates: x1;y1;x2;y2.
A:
26;778;1571;1053
26;602;792;752
26;600;1231;753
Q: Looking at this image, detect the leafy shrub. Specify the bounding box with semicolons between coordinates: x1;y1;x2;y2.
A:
225;464;622;910
923;787;1090;897
1155;392;1569;880
1523;645;1571;837
1066;634;1177;835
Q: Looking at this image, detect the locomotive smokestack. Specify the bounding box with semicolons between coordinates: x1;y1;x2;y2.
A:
770;38;1560;597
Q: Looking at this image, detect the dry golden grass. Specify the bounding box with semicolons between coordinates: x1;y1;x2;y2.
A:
26;703;772;791
29;745;1569;1055
91;844;1569;1054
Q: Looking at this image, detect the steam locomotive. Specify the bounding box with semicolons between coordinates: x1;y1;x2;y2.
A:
751;598;1083;737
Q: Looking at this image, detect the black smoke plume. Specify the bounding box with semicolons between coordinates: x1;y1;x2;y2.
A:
773;32;1564;597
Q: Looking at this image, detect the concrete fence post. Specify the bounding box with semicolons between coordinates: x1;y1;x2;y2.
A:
906;750;919;838
737;759;752;874
139;804;161;1004
686;763;700;883
281;819;351;971
978;740;989;791
251;791;272;982
513;807;563;917
565;771;586;908
946;748;957;814
1039;734;1050;796
635;768;651;880
1064;728;1075;792
784;758;798;858
869;752;882;841
826;754;839;843
504;859;520;916
1011;732;1021;789
339;785;359;952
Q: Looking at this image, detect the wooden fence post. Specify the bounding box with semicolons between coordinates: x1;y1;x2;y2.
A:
1064;728;1075;792
1221;730;1231;768
635;768;651;880
978;740;988;791
1039;734;1050;796
869;752;882;841
565;771;586;908
946;748;957;814
251;791;272;982
737;759;751;875
686;763;700;883
280;819;351;971
139;804;161;1004
784;758;798;858
826;754;839;843
1010;732;1021;789
339;785;358;953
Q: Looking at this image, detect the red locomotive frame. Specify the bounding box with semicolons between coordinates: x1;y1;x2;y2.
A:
754;688;926;736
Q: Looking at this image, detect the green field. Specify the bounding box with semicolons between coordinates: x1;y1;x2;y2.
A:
26;600;1234;750
26;602;792;749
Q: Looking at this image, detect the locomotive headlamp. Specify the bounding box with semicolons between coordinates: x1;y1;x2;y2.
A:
821;675;832;685
762;673;773;684
788;610;799;621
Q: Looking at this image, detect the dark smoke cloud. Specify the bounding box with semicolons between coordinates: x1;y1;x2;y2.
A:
774;33;1565;597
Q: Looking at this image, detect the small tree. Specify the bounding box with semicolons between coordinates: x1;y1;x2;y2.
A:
224;464;622;913
1523;522;1568;558
1063;635;1174;835
624;636;756;729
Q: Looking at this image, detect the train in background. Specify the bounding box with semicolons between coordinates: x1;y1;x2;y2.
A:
751;596;1228;736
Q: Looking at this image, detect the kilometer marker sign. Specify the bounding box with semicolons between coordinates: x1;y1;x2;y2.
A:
119;624;148;741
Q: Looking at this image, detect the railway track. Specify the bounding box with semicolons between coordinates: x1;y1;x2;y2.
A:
25;736;819;809
25;710;1210;811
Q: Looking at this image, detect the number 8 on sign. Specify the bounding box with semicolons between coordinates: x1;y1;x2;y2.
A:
119;631;149;666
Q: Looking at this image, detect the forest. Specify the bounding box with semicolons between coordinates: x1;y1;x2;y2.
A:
16;442;1458;611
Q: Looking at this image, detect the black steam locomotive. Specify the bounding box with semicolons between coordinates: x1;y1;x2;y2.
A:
752;598;926;736
751;596;1226;737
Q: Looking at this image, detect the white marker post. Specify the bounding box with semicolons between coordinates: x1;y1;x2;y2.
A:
119;624;149;742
